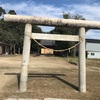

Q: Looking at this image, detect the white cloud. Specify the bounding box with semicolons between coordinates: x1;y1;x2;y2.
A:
63;3;100;21
0;1;63;18
1;1;100;20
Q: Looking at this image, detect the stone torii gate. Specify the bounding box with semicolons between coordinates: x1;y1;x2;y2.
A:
4;14;100;93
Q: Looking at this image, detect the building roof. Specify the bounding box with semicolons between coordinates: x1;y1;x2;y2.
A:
86;39;100;44
0;42;10;46
40;40;56;46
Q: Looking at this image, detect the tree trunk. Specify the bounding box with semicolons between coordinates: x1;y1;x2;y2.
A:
10;44;13;54
13;44;16;54
18;48;20;54
73;47;77;57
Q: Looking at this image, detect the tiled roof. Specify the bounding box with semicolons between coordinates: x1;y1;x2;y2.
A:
40;40;55;46
0;42;10;45
86;39;100;43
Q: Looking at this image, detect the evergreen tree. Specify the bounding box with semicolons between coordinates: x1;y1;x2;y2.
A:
31;25;42;54
8;10;16;15
0;7;6;16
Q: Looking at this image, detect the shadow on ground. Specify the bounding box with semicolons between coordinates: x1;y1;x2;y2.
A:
5;72;78;91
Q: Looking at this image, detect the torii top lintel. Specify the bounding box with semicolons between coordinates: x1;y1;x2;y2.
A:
4;14;100;29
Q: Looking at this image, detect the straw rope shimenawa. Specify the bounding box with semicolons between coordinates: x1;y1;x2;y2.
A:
27;34;83;52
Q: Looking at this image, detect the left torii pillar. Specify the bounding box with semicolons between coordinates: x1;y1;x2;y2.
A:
20;23;32;92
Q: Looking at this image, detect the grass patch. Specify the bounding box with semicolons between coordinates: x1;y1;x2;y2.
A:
66;57;100;68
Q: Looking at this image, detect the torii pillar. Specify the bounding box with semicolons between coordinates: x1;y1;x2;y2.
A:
79;27;86;93
20;23;32;92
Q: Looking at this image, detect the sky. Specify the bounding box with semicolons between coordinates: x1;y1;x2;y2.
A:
0;0;100;39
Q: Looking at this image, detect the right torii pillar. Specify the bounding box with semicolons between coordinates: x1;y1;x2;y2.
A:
79;27;86;93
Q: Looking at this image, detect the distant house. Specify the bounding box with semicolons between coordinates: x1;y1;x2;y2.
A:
0;42;10;55
40;40;56;55
86;39;100;59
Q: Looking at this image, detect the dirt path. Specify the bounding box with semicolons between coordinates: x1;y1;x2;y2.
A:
0;55;76;90
0;55;100;100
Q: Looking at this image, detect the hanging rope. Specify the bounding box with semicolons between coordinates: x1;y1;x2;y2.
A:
26;34;83;52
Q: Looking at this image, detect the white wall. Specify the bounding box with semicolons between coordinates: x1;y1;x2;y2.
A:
87;51;100;59
86;43;100;52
